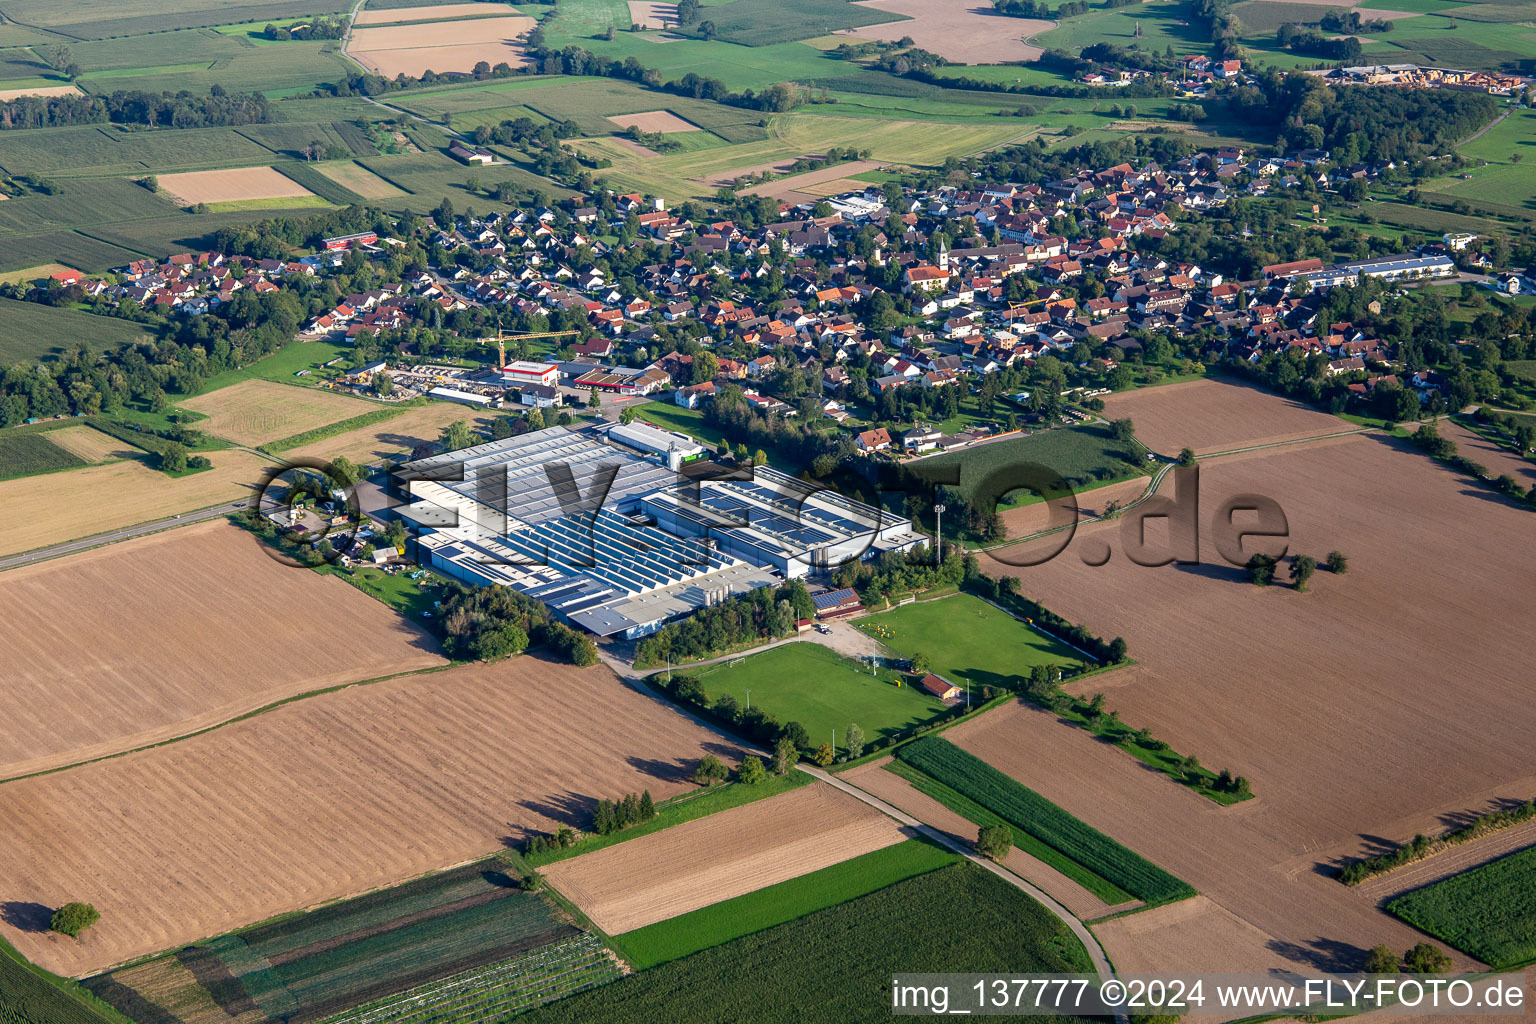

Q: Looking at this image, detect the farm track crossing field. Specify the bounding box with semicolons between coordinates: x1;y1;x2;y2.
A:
0;431;87;480
614;839;959;969
542;782;908;934
1100;377;1352;455
0;447;267;557
0;520;444;779
1386;845;1536;969
156;166;317;206
516;863;1096;1024
86;861;607;1024
178;379;379;445
856;592;1091;691
691;642;949;745
0;656;748;976
896;736;1193;904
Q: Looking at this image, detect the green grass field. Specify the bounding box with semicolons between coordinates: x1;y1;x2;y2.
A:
693;642;951;746
0;298;160;363
912;423;1146;502
896;736;1194;906
1387;845;1536;969
614;839;960;968
857;592;1090;692
0;432;88;480
883;758;1135;904
1035;0;1208;54
517;863;1096;1023
0;230;152;274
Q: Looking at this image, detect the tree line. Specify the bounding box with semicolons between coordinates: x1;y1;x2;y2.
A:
0;85;272;131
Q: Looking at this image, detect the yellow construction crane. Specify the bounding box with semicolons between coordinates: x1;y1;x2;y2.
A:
492;329;579;367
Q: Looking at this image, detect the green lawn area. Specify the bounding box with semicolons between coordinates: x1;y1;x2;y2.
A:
858;592;1090;692
694;642;951;747
613;838;959;968
1387;845;1536;969
526;771;813;866
319;563;449;621
630;401;729;449
1036;0;1208;54
197;339;355;393
515;862;1096;1024
911;422;1147;503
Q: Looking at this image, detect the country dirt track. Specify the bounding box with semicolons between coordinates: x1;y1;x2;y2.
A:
543;783;907;934
0;657;747;976
972;431;1536;975
0;520;443;779
1101;377;1349;455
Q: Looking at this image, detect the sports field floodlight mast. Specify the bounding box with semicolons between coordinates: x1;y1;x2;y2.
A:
933;504;946;565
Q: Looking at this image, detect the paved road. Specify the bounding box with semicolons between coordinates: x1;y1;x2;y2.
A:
799;761;1127;1017
0;498;255;573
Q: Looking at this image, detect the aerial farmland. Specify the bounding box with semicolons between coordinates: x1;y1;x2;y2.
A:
2;0;1535;1017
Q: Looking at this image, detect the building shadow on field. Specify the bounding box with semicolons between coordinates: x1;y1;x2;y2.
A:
1;901;53;933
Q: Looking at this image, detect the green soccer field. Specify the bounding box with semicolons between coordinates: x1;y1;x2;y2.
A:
857;592;1091;691
693;642;951;746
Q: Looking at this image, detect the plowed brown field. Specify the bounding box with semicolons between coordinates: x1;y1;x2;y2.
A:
1101;378;1351;455
0;657;745;976
1437;418;1536;490
0;520;443;779
971;433;1536;974
542;783;907;934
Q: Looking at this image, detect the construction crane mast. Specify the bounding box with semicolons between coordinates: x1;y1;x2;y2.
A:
494;330;579;367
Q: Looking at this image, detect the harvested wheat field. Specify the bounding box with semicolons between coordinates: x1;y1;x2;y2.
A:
156;167;314;207
313;160;409;199
0;448;269;557
626;0;678;29
283;403;491;465
348;17;535;77
842;758;1118;919
354;2;524;24
0;263;80;285
0;656;746;976
179;379;376;446
605;110;700;134
739;160;884;200
1101;377;1350;455
838;0;1048;62
1437;418;1536;489
41;425;141;464
0;520;443;779
542;783;908;934
970;434;1536;973
0;84;83;101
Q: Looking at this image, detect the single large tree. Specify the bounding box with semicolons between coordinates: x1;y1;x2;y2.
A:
50;902;99;938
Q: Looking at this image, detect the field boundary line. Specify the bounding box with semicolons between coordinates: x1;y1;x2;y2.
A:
799;761;1128;1022
0;662;456;787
